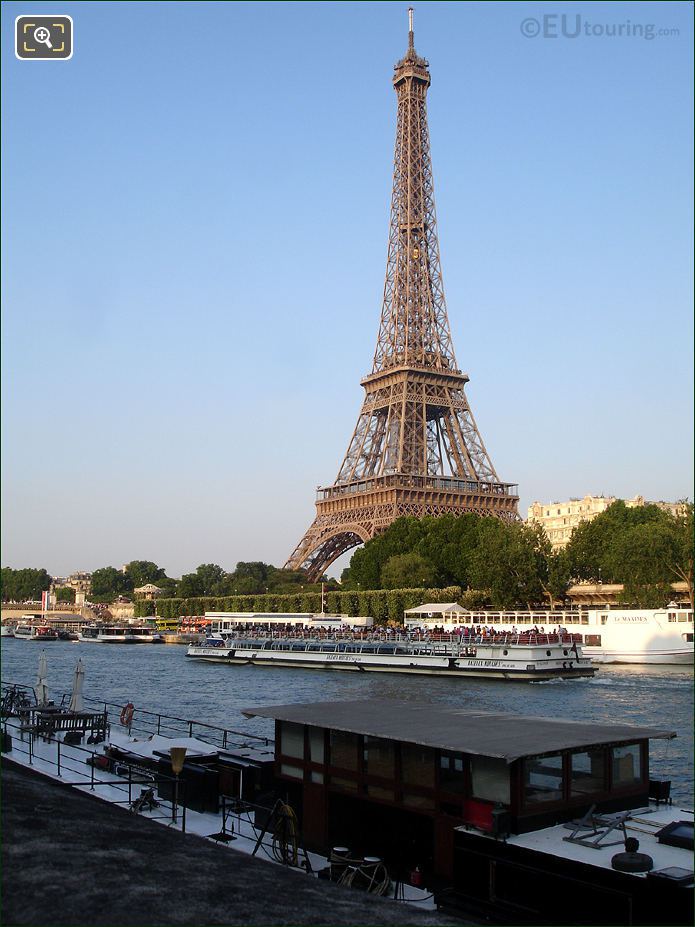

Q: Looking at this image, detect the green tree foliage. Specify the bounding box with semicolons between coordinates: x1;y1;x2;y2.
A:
564;501;667;583
345;517;428;589
381;552;438;590
124;561;167;587
470;520;546;609
134;600;156;618
90;567;133;601
668;504;694;611
178;563;227;598
0;567;52;602
55;586;76;604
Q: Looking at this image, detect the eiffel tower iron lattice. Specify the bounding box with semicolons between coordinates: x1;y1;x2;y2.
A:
286;11;519;582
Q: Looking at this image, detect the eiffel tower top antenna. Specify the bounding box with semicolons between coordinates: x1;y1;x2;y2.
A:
408;7;414;47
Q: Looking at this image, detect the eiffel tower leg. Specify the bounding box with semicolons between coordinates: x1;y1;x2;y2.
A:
285;517;373;582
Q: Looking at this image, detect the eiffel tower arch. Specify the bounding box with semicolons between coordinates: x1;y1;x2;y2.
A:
286;11;519;582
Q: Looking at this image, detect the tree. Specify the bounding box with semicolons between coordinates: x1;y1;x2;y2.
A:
606;509;693;609
90;567;133;601
470;520;545;609
177;572;203;599
346;517;428;589
662;504;694;611
565;501;668;583
124;561;167;587
380;552;438;590
177;564;229;598
1;567;52;602
55;586;76;604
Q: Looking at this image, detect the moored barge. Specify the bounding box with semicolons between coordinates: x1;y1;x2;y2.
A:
244;699;693;926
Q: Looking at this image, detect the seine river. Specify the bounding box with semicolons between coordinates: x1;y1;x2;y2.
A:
2;639;692;803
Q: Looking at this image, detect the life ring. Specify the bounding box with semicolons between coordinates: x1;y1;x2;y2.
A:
120;702;135;726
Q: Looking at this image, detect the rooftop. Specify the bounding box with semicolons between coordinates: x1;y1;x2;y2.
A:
242;700;675;763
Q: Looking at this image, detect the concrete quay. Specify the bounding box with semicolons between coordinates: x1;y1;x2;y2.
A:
1;760;458;926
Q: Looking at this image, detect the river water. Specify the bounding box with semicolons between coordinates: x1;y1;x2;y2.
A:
2;639;692;803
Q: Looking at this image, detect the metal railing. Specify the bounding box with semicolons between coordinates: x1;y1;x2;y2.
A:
2;680;274;752
2;715;187;831
67;695;274;750
316;473;518;501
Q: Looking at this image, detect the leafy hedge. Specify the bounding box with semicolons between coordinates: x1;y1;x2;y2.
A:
154;586;483;625
134;600;156;618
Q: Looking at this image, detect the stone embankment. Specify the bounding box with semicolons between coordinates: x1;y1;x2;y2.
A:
1;760;458;926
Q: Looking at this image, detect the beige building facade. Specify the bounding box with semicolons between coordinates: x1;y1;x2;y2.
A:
528;494;686;550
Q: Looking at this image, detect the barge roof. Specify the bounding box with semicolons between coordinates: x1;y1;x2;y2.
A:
242;700;675;762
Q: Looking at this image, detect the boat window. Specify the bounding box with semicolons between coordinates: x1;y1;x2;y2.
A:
523;754;563;804
363;736;395;778
279;722;304;760
440;751;467;794
308;727;324;764
321;644;336;653
395;647;409;655
291;643;306;652
280;763;302;780
612;744;642;786
360;644;377;653
570;749;606;796
330;731;359;770
471;756;510;804
401;744;436;788
307;643;322;651
377;645;395;654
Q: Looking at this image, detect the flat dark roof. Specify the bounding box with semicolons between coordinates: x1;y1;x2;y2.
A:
242;700;675;763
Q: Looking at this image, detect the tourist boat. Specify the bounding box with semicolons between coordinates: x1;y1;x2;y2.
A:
78;625;155;644
404;604;694;665
13;624;59;641
186;632;595;681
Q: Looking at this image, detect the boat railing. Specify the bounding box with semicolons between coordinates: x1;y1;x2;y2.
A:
71;693;273;751
197;632;583;654
2;712;189;831
206;629;583;646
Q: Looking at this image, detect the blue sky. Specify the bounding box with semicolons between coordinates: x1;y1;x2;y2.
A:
2;1;693;579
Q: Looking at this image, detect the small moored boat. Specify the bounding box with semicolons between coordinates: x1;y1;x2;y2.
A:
78;625;156;644
13;624;59;642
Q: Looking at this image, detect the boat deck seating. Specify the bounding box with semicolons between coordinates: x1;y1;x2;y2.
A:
21;710;109;741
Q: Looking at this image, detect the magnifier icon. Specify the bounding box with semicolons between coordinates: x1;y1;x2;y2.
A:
34;26;53;49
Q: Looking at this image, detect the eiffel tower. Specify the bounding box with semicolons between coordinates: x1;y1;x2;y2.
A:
286;11;519;582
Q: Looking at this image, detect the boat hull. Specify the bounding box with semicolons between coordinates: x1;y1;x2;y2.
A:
187;644;594;681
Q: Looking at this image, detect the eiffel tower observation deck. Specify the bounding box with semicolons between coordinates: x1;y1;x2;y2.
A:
286;11;519;581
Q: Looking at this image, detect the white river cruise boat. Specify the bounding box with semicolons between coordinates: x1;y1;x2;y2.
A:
12;623;59;641
78;625;155;643
404;604;694;665
187;632;595;681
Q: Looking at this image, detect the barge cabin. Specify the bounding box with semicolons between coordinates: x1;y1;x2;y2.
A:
243;700;692;926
